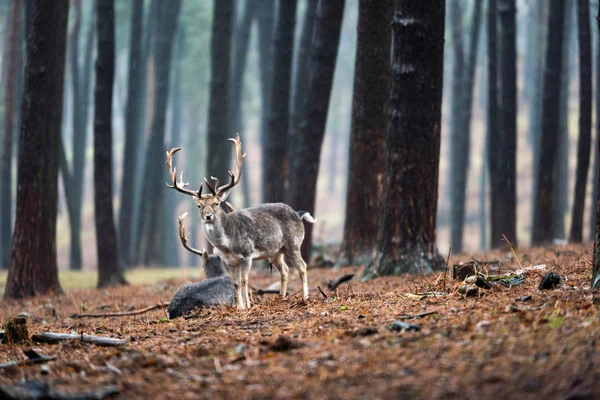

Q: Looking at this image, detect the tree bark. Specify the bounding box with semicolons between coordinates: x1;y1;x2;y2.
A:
206;0;234;194
497;0;517;246
288;0;346;263
288;0;317;206
449;0;483;252
532;0;565;245
362;0;445;279
337;0;392;268
590;23;600;242
263;0;297;203
4;0;69;298
94;0;127;288
569;0;592;242
0;0;23;270
230;0;254;208
118;0;144;267
592;5;600;289
135;0;182;266
255;0;274;148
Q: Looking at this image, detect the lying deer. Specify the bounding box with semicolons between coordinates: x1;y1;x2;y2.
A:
167;214;235;319
165;134;315;310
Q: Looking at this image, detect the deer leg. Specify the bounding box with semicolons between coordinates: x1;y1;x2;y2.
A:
271;254;289;297
287;250;309;299
233;266;245;310
240;258;252;308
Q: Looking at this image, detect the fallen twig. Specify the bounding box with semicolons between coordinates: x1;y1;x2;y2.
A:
502;234;523;270
69;303;169;318
32;332;127;347
327;274;355;291
0;350;57;370
0;380;119;400
443;247;451;292
397;311;439;320
317;286;328;299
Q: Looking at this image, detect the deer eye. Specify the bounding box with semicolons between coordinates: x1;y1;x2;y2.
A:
215;201;220;206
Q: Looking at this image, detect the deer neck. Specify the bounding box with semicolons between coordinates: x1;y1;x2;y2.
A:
203;214;227;244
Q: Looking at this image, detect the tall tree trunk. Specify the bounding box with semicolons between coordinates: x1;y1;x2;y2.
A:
206;0;234;209
449;0;483;252
230;0;254;208
569;0;592;242
553;0;574;240
497;0;517;246
337;0;392;268
362;0;445;279
67;0;84;271
288;0;317;206
487;0;502;248
532;0;565;245
118;0;144;267
263;0;297;203
0;0;23;270
94;0;127;288
136;0;182;266
4;0;68;298
591;27;600;241
255;0;275;148
288;0;346;263
591;5;600;289
162;27;185;268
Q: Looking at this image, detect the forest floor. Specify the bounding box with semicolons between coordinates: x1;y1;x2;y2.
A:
0;244;599;399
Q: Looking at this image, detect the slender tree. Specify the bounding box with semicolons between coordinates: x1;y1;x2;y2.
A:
288;0;346;262
591;5;600;289
0;0;23;270
255;0;275;147
263;0;297;203
569;0;592;242
94;0;127;287
206;0;234;191
4;0;69;298
532;0;565;245
497;0;517;246
362;0;445;279
230;0;255;208
337;0;392;267
118;0;144;267
590;22;600;241
135;0;182;265
449;0;483;252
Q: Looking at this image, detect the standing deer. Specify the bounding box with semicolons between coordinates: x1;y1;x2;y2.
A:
165;135;315;309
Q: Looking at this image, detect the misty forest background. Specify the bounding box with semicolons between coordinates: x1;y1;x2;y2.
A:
0;0;598;275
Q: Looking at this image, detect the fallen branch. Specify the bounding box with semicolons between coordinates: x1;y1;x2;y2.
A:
0;380;119;400
69;303;169;319
253;289;289;296
32;332;127;347
317;286;328;299
327;274;355;291
397;311;439;320
0;350;56;370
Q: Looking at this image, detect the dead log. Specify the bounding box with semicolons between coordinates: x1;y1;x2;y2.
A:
32;332;126;347
69;303;168;318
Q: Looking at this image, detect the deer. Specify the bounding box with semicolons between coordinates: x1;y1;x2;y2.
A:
165;134;315;310
167;214;236;319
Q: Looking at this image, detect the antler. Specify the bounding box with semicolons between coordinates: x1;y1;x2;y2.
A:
215;134;246;196
166;148;203;197
178;213;204;256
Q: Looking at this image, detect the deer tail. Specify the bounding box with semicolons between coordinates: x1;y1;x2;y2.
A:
296;211;316;223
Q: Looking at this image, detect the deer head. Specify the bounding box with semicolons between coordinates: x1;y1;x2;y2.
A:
166;134;245;223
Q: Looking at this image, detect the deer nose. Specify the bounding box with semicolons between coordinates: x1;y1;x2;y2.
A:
204;214;213;221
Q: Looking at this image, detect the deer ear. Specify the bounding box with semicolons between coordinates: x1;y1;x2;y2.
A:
218;190;232;202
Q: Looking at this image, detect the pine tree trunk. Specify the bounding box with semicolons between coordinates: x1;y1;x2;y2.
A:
206;0;234;196
590;33;600;241
532;0;565;245
4;0;68;299
255;0;274;148
337;0;392;268
288;0;317;206
449;0;483;252
362;0;445;279
94;0;126;288
591;5;600;289
0;0;22;270
497;0;517;246
263;0;297;203
136;0;182;266
288;0;346;263
118;0;144;267
230;0;254;208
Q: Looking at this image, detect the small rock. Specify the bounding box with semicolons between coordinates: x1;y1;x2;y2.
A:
269;335;302;352
40;365;50;375
390;321;421;332
538;272;561;290
516;295;532;302
458;284;479;297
